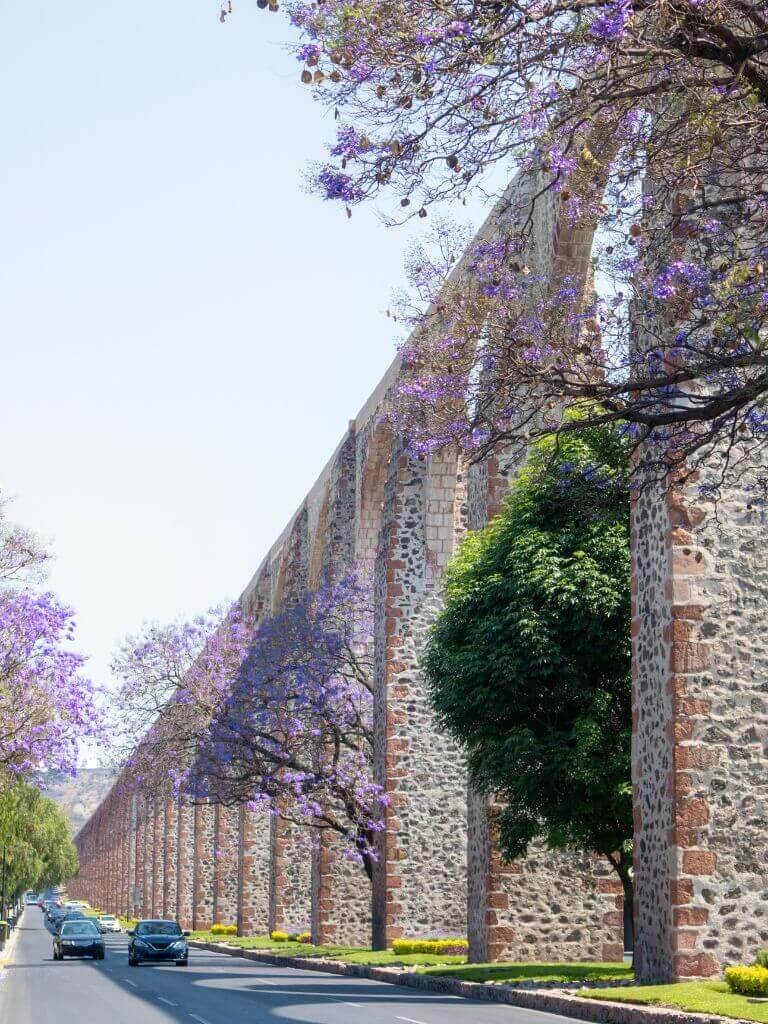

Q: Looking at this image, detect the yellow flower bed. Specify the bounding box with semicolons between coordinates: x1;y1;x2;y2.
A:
725;966;768;996
211;923;237;936
392;938;468;956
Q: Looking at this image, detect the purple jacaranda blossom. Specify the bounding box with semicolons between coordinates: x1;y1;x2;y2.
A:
317;168;363;202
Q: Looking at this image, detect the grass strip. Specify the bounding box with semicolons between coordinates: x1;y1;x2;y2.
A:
582;980;768;1022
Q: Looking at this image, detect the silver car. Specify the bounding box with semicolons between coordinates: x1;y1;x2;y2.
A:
97;915;121;933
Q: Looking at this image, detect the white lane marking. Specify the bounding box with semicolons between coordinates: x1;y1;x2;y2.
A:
328;996;365;1008
189;1016;212;1024
121;978;138;987
250;977;276;985
158;997;178;1007
396;1018;429;1024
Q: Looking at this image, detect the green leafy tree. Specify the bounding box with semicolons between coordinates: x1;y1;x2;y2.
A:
0;779;78;910
424;423;633;906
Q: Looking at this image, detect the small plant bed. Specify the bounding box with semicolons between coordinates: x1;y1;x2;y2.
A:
423;961;632;986
582;980;768;1023
189;932;465;966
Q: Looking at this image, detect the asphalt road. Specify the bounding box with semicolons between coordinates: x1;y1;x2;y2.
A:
1;910;573;1024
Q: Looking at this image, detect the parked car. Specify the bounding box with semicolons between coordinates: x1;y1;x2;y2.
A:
97;915;121;933
54;920;105;961
24;892;38;905
127;920;189;967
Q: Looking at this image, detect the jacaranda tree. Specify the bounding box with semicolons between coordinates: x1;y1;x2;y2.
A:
423;422;633;904
113;573;385;877
195;573;385;879
0;496;102;783
229;0;768;490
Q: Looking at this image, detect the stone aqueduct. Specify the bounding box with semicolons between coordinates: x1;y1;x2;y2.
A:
71;171;768;985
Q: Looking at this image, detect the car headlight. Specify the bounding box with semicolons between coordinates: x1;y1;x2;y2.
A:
134;939;150;949
169;940;186;951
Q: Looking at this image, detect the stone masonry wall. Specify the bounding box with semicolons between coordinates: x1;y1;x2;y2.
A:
213;804;240;927
237;805;270;936
75;168;633;967
633;459;768;981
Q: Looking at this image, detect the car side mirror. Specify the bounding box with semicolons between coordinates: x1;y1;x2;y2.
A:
127;930;135;936
183;931;190;937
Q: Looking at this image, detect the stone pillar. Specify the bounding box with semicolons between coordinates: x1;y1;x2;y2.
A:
312;831;371;947
163;796;178;919
152;798;164;917
238;805;270;937
632;463;768;981
176;797;194;929
213;804;239;926
372;445;467;948
270;814;311;933
138;798;151;918
193;802;215;931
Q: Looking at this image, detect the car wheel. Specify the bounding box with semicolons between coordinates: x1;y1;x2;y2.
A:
128;957;138;967
176;960;188;967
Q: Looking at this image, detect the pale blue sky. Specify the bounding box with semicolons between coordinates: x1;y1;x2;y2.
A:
1;1;490;740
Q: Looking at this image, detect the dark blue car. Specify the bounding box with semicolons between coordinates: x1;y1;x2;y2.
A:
53;919;105;960
127;920;189;967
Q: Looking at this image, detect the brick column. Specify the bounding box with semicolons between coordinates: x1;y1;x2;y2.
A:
372;445;467;949
141;799;153;917
163;796;178;919
632;464;768;981
270;813;311;933
176;797;194;929
213;804;239;926
193;802;215;931
151;798;164;917
237;805;270;936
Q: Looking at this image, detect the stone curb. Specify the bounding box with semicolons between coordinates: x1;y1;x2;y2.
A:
188;941;730;1024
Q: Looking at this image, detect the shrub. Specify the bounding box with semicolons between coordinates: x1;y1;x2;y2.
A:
211;923;237;936
725;965;768;996
271;929;312;943
392;937;468;956
756;950;768;969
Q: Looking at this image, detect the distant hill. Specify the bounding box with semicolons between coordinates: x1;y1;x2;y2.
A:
41;768;115;836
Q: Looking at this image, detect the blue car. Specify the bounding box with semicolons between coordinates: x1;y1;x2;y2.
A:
127;920;189;967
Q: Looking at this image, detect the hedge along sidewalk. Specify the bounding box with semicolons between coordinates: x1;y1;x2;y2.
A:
188;940;734;1024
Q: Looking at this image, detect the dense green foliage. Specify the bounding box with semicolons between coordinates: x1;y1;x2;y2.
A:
424;424;632;891
0;778;77;904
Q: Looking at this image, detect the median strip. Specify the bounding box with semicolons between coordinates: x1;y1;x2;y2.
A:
188;940;741;1024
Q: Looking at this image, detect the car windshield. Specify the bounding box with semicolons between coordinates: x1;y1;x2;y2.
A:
135;921;182;937
99;916;116;921
61;922;99;936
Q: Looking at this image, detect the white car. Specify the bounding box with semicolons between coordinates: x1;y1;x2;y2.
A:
97;915;121;933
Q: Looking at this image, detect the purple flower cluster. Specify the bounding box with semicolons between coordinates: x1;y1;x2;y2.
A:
317;168;363;202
